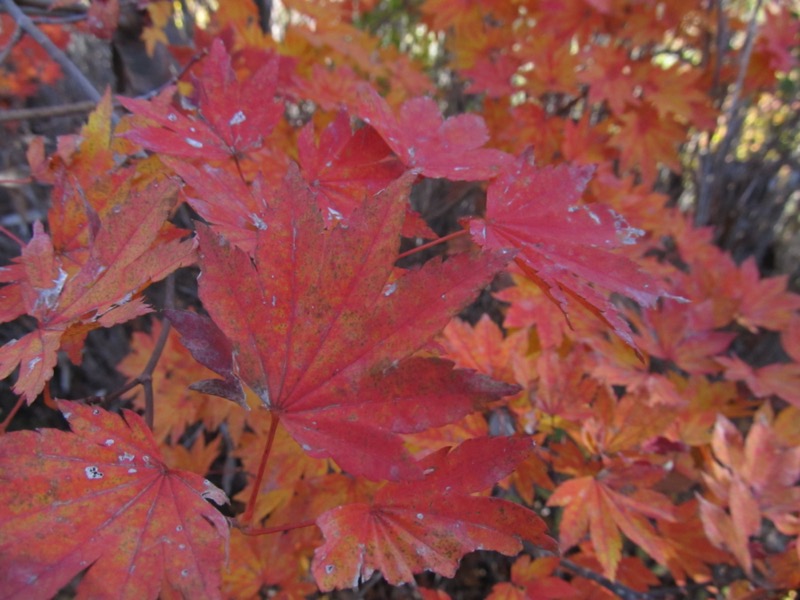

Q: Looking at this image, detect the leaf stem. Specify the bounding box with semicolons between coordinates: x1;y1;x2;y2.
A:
242;412;281;524
139;275;175;430
0;395;25;434
237;519;317;536
0;224;24;247
396;228;469;260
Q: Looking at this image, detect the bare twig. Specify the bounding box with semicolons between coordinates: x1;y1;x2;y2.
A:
2;0;102;103
30;13;87;25
560;558;650;600
0;48;205;124
0;19;22;64
0;100;99;123
3;0;85;13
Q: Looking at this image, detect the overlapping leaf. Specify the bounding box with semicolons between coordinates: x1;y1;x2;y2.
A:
119;39;282;160
0;400;229;600
357;83;513;180
548;464;676;579
467;156;665;347
311;436;556;590
172;166;517;481
0;176;195;402
297;111;405;221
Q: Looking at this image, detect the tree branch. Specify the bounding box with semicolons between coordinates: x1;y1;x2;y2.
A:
0;100;99;123
1;0;102;103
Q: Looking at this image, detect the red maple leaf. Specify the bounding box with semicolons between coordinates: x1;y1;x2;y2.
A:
0;177;195;402
171;167;518;481
297;111;405;221
164;158;268;255
119;39;282;160
467;155;665;347
311;436;556;590
356;83;514;180
0;400;229;600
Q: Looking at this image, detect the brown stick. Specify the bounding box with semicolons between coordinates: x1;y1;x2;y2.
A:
0;101;99;123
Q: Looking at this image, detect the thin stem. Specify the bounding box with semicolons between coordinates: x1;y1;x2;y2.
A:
140;317;170;429
0;395;26;434
238;519;316;536
1;0;102;104
138;276;175;429
396;229;469;260
0;224;24;247
242;412;281;524
98;377;141;405
136;49;207;101
142;378;155;431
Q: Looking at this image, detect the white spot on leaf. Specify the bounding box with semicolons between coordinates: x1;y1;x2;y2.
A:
85;466;104;480
118;452;135;462
185;138;203;149
35;268;68;311
382;282;397;297
103;439;114;447
167;113;177;122
229;110;246;126
250;214;268;231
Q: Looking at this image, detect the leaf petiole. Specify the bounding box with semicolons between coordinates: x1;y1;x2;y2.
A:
236;519;317;536
396;228;469;260
241;411;281;524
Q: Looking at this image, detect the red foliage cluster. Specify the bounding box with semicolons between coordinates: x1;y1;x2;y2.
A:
1;1;798;598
